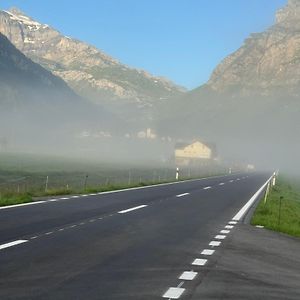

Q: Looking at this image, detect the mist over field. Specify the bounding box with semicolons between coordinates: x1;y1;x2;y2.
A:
0;1;299;178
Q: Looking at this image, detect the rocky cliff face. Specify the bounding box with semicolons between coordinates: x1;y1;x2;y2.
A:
207;0;300;96
0;31;119;145
0;8;184;121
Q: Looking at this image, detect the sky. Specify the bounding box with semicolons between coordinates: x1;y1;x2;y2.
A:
1;0;287;89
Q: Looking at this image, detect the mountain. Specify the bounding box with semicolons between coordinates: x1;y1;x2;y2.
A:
207;0;300;97
0;8;185;123
157;0;300;169
0;31;120;154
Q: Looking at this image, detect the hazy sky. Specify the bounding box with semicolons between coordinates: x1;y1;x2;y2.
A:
2;0;286;89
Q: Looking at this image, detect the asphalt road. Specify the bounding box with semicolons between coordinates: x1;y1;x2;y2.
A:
0;172;271;299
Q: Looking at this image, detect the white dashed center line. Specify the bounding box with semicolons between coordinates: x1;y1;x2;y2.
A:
220;230;230;234
203;186;212;190
176;193;190;198
219;182;225;186
118;205;148;214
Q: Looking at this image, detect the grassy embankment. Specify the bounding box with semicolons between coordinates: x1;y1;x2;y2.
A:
251;176;300;237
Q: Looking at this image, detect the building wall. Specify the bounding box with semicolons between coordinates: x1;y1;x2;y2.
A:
175;141;212;160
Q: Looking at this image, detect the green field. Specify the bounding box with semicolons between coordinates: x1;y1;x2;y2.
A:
0;152;225;207
251;176;300;237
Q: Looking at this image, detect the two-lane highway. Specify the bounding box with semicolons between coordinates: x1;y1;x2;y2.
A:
0;172;271;299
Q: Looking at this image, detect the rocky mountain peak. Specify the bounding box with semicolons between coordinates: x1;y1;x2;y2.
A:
206;0;300;96
275;0;300;30
0;7;184;123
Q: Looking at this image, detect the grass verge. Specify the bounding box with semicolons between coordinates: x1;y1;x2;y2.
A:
251;177;300;237
0;175;213;207
0;193;32;207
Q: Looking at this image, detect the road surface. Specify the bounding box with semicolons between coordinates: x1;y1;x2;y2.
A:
0;172;270;299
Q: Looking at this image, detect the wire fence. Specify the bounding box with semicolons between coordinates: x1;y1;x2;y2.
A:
0;164;227;196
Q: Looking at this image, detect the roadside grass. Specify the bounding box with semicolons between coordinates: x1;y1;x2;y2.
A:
0;175;210;207
0;192;32;207
251;177;300;237
0;152;229;207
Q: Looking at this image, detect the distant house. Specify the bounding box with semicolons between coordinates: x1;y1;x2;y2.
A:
175;141;216;166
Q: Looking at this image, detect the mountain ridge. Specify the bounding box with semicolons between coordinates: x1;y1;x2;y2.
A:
0;7;185;123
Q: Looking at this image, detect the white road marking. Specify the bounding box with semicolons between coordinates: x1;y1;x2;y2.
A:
58;228;65;231
225;225;234;229
219;182;225;186
59;197;69;200
98;217;103;220
215;235;226;240
192;258;207;266
229;221;237;225
201;249;215;255
0;174;233;210
89;219;96;223
69;225;77;228
162;287;185;299
176;193;190;198
49;199;59;202
236;178;240;181
0;240;28;250
30;236;38;240
45;231;53;235
229;180;234;183
209;241;221;247
179;271;197;280
220;230;230;234
0;201;45;210
203;186;212;190
256;225;264;228
232;174;273;221
79;222;85;225
118;205;148;214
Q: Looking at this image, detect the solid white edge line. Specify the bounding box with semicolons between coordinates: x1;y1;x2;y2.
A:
118;205;147;214
0;240;28;250
232;174;273;221
0;201;45;210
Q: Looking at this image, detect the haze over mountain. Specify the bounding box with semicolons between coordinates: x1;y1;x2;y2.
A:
0;8;184;124
0;31;123;155
157;0;300;171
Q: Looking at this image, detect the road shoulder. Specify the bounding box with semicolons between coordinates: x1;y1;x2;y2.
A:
191;224;300;299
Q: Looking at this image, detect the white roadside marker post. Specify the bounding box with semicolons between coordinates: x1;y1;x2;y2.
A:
176;167;179;181
264;182;270;205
